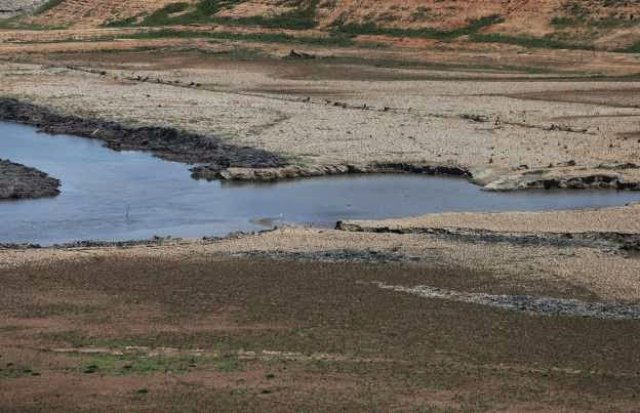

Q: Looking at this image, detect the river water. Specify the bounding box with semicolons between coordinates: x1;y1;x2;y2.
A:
1;121;639;245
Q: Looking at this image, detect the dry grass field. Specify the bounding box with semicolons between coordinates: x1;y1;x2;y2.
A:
2;253;640;412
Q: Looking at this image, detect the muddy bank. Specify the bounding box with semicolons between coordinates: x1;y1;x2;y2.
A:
337;221;640;253
485;169;640;192
0;158;60;200
192;162;471;182
0;99;477;183
2;98;639;190
0;98;286;171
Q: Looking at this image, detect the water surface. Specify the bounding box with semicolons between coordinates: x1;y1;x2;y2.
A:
1;122;639;245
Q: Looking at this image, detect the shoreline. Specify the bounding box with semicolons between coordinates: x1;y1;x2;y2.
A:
0;97;286;171
2;97;639;190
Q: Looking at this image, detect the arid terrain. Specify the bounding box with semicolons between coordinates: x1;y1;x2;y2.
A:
1;1;640;412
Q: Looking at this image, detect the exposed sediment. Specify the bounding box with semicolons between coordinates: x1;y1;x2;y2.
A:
0;98;287;171
485;170;640;192
0;158;60;200
337;221;640;252
0;98;480;183
1;97;639;189
192;162;471;181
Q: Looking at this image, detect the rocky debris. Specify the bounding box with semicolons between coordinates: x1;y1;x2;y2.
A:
484;172;640;191
236;248;415;264
191;162;471;182
0;159;60;200
0;0;45;17
597;162;639;170
0;241;41;249
461;113;489;123
288;49;315;59
372;282;640;320
0;98;286;172
546;124;589;133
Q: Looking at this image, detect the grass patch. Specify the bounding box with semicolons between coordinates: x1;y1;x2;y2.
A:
110;0;320;30
124;28;354;47
470;33;589;50
141;2;191;26
623;41;640;53
224;0;319;30
104;0;245;27
34;0;65;15
334;14;504;41
0;16;68;30
551;15;639;29
15;302;104;318
103;15;141;28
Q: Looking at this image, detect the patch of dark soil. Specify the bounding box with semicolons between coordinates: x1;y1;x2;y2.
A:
0;98;287;173
0;158;60;200
336;223;640;253
236;248;421;264
509;88;640;108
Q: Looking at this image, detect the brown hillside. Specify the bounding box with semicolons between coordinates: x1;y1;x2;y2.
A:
7;0;640;50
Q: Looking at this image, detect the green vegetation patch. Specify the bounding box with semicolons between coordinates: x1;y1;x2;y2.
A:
104;0;245;27
223;0;319;30
103;15;139;27
139;2;191;26
109;0;320;30
470;33;588;50
0;363;40;380
334;14;505;41
551;15;639;29
144;0;243;26
34;0;65;15
125;28;354;47
624;41;640;53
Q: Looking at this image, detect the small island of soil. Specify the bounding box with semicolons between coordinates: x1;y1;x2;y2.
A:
0;159;60;200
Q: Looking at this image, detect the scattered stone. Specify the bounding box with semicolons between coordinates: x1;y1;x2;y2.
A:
372;282;640;320
288;49;315;59
462;114;489;123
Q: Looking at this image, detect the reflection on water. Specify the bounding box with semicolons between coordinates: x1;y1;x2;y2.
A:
1;122;639;245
